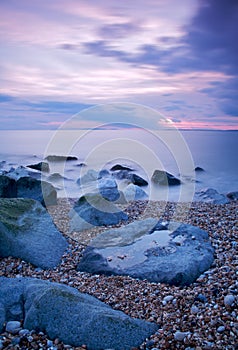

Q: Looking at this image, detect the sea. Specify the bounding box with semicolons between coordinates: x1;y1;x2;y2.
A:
0;129;237;202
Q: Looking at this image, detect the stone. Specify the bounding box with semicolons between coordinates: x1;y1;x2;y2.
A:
27;162;50;172
0;277;158;350
195;166;205;172
123;184;148;201
227;191;238;200
78;219;214;286
16;177;57;206
6;166;35;180
224;294;235;307
69;193;128;232
77;169;98;186
6;321;21;334
0;175;17;198
151;170;181;186
194;188;229;204
129;174;148;187
45;155;78;161
110;164;133;171
0;198;68;269
174;331;190;341
98;177;120;201
217;326;225;333
0;303;5;333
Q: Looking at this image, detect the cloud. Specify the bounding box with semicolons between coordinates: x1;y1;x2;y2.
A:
98;22;140;39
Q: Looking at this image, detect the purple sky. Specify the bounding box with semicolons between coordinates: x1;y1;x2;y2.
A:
0;0;238;130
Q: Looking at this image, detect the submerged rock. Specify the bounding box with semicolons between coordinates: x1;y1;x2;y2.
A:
45;155;78;161
0;198;68;268
0;277;158;350
0;175;17;198
194;188;229;204
78;219;214;286
27;162;50;172
69;193;128;232
151;170;181;186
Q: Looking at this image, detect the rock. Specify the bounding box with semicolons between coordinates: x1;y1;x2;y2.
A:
6;321;21;334
0;175;17;198
0;198;68;269
0;277;158;350
174;331;190;341
78;220;214;286
151;170;181;186
113;169;130;180
195;166;205;172
194;188;229;204
77;169;98;186
227;191;238;200
98;177;120;201
194;293;207;303
110;164;133;171
6;166;40;180
129;174;148;187
98;169;110;178
217;326;225;333
16;177;57;206
27;162;50;172
124;184;148;201
224;294;235;307
69;193;128;232
47;173;67;182
45;155;78;161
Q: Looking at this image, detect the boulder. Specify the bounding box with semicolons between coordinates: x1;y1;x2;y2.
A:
27;162;50;172
151;170;181;186
195;166;205;172
77;169;98;186
98;177;120;201
0;277;158;349
124;184;148;201
227;191;238;201
6;166;40;180
69;193;128;232
45;155;78;161
129;174;148;187
0;175;17;198
78;219;214;286
194;188;229;204
17;177;57;206
110;164;133;171
0;198;68;269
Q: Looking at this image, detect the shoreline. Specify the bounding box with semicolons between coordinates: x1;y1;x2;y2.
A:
0;199;237;349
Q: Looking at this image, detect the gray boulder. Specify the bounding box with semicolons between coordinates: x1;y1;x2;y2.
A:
17;177;57;206
0;198;68;269
69;193;128;232
0;277;158;349
151;169;181;186
0;175;17;198
98;177;120;201
124;183;148;201
194;188;229;204
78;219;214;286
77;169;98;186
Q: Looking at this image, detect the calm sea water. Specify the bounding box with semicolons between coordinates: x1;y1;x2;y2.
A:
1;129;237;201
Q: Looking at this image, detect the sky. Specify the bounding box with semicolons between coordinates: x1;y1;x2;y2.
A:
0;0;238;130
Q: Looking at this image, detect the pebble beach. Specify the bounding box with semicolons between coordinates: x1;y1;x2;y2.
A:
0;199;237;350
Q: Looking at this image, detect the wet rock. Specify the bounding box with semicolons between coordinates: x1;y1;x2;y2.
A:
98;177;120;201
124;184;148;201
0;198;68;269
69;193;128;232
0;277;158;350
0;175;17;198
77;220;214;286
151;170;181;186
129;174;148;187
194;188;229;204
27;162;49;172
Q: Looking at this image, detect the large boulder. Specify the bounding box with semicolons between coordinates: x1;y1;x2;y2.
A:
0;277;158;350
151;170;181;186
17;177;57;206
0;175;17;198
0;198;68;269
98;177;120;201
124;183;148;201
194;188;229;204
78;219;214;286
69;193;128;232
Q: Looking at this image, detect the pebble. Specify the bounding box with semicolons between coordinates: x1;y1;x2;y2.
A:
0;340;3;350
163;295;174;303
5;321;21;334
224;294;235;307
217;326;226;333
174;331;190;341
191;305;200;314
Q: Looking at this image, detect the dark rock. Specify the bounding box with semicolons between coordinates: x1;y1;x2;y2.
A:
129;174;148;187
195;166;205;172
0;277;158;349
227;191;238;200
78;219;214;286
17;177;57;206
0;198;68;269
98;169;110;178
112;169;130;180
110;164;133;171
27;162;50;172
69;193;128;232
151;170;181;186
45;155;78;161
194;188;229;204
75;162;86;167
0;175;17;198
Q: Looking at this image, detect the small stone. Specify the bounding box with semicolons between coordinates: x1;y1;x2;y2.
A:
217;326;225;333
19;329;30;336
191;305;200;314
174;331;190;341
224;294;235;307
195;293;207;303
163;295;174;303
5;321;21;334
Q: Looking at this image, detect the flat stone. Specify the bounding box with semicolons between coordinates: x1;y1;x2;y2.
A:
78;219;214;286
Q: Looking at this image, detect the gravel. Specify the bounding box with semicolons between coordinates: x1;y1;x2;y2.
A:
0;198;238;349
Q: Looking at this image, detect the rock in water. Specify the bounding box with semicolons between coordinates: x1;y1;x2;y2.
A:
0;175;17;198
0;198;68;269
124;183;148;201
194;188;229;204
69;193;128;232
0;277;158;350
151;170;181;186
78;219;214;286
27;162;50;172
45;155;78;161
